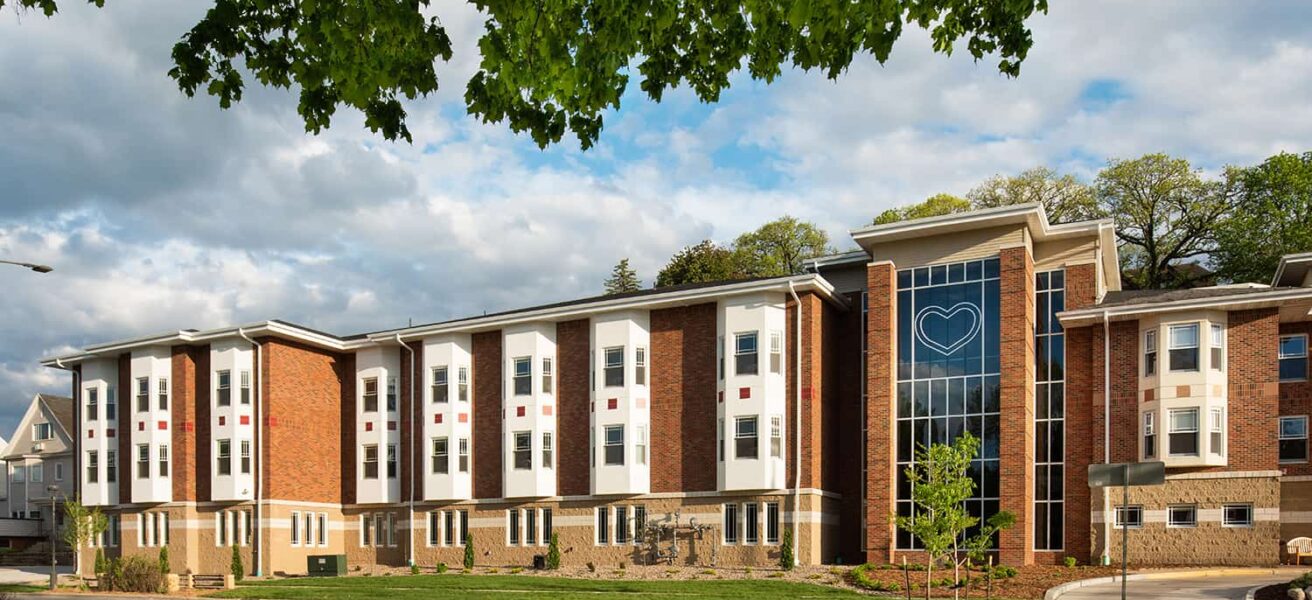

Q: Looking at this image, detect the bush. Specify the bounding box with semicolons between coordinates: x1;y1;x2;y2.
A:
463;534;475;569
1288;571;1312;590
231;544;245;582
587;562;597;573
546;533;561;570
1063;556;1077;568
779;529;795;571
103;555;163;593
851;563;902;592
436;562;448;574
991;565;1018;579
94;548;108;577
159;546;170;575
510;567;523;574
410;563;420;575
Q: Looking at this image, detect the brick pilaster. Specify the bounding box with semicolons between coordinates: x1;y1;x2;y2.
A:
472;331;503;499
556;319;590;496
649;303;717;493
865;262;897;563
998;246;1035;566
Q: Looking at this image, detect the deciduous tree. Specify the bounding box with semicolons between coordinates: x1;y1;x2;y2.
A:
1212;151;1312;284
967;166;1099;223
873;193;972;225
655;240;743;288
733;216;831;277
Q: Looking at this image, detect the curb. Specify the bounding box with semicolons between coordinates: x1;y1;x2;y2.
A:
1245;582;1267;600
1044;568;1283;600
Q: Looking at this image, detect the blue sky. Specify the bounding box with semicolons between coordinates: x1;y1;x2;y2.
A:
0;1;1310;435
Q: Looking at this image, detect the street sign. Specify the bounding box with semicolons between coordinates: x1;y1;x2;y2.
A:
1087;461;1166;488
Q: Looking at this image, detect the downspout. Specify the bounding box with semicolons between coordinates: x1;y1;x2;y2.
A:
237;328;264;577
396;334;415;568
1100;311;1111;565
786;281;802;567
56;358;82;576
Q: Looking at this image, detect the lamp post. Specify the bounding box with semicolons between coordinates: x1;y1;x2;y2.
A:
47;485;60;591
0;260;53;273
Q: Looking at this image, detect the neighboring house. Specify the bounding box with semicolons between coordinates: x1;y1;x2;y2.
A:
0;394;75;537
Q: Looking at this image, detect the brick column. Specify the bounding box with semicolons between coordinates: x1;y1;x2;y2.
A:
117;353;132;505
400;341;423;502
997;246;1035;566
1060;263;1097;561
1228;309;1279;472
556;319;591;496
787;292;825;489
865;262;897;563
472;331;503;499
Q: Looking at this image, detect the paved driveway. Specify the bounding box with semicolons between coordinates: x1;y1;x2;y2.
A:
0;565;72;584
1056;568;1301;600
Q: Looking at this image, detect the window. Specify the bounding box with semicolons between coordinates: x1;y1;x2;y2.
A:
240;370;251;405
109;515;121;547
723;503;739;544
217;370;232;406
303;512;312;546
744;503;759;544
543;508;553;544
386;377;398;411
1281;334;1309;382
735;332;759;376
433;366;449;403
159;444;169;477
604;425;624;466
770;416;782;458
240;440;251;474
735;416;758;459
514;432;532;470
596;507;610;545
765;502;780;544
86;388;99;421
1210;408;1225;456
1144;330;1157;376
513;357;532;396
770;331;782;374
317;513;326;546
55;463;63;481
459;510;469;546
33;422;52;441
137;444;150;478
526;508;538;545
604;347;625;387
217;439;232;476
1168;408;1199;456
1223;504;1253;527
1143;412;1156;459
508;509;521;545
542;432;554;469
1114;505;1143;529
137;377;150;412
1210;324;1224;370
1167;505;1197;528
717;335;724;381
634;425;647;465
1168;323;1199;372
362;377;378;412
107;386;117;419
30;463;42;483
11;466;23;483
291;511;301;546
159;377;169;411
635;347;647;386
1280;416;1308;463
458;438;470;473
433;437;449;474
615;506;629;544
106;450;116;483
717;418;724;462
458;367;469;402
217;513;228;547
363;444;379;479
441;511;453;546
542;358;553;394
361;515;372;546
632;506;645;545
386;444;398;479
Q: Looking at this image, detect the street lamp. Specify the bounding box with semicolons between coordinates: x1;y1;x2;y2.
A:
47;485;59;591
0;260;53;273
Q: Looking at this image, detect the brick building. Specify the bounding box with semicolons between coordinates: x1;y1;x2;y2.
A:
40;204;1312;574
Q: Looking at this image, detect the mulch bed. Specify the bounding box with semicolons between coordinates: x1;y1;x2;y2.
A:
1256;583;1293;600
851;564;1125;599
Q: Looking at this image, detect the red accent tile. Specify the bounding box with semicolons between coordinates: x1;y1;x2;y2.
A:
106;428;115;438
542;405;553;416
240;415;250;425
138;421;145;431
718;391;724;403
157;420;167;430
435;413;443;424
801;387;812;400
365;422;373;432
458;413;468;423
608;398;618;410
387;421;397;431
218;416;225;426
738;387;750;399
266;417;278;427
516;406;525;417
88;429;94;438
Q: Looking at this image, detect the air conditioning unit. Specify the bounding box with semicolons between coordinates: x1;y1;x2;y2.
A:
32;443;44;452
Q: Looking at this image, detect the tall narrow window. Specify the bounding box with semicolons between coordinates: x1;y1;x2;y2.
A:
136;377;150;412
1281;335;1309;382
217;440;232;476
363;444;379;479
1210;324;1225;370
317;513;326;546
635;347;647;385
513;357;532;395
386;444;398;479
542;432;553;469
604;347;625;387
429;511;442;546
107;450;116;482
1144;330;1157;376
158;444;169;477
635;425;647;465
1210;408;1225;456
633;506;645;545
158;377;169;411
744;503;759;544
526;508;538;545
514;432;532;469
508;509;520;545
362;378;378;412
770;416;783;458
735;416;758;459
766;502;780;544
433;437;449;474
217;371;232;406
459;511;469;545
107;386;117;419
86;388;99;421
542;358;553;394
303;512;313;546
717;336;724;381
386;376;398;411
432;366;449;403
360;514;371;547
458;438;470;473
1168;408;1199;456
735;332;759;376
1034;269;1065;552
240;370;251;405
615;506;629;544
444;511;455;546
290;511;301;546
542;508;553;543
604;425;624;466
1143;412;1156;459
1168;323;1199;372
723;503;739;544
770;331;782;374
1280;416;1308;463
240;440;251;474
596;507;609;545
717;418;724;462
458;367;469;402
137;444;150;478
86;450;99;483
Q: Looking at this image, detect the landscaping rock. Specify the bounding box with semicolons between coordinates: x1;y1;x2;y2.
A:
1288;587;1304;600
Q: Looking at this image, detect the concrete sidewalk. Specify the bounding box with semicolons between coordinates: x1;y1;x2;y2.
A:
1047;567;1303;600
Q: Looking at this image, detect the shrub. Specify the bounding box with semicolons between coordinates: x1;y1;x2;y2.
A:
104;555;163;593
546;532;561;569
436;562;448;574
851;564;903;592
410;563;420;575
231;544;245;582
779;528;795;571
94;548;108;577
991;565;1018;579
510;567;523;574
463;534;475;569
768;572;785;578
158;546;170;575
1063;556;1077;568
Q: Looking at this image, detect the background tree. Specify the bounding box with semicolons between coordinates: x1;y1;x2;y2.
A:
3;0;1048;147
602;258;642;294
1211;151;1312;284
230;544;244;581
967;166;1099;223
873;193;972;225
655;240;744;288
1096;153;1235;289
732;216;832;277
62;500;108;577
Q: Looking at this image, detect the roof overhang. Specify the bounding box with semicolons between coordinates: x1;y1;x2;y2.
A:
41;320;364;368
1273;253;1312;288
1057;287;1312;326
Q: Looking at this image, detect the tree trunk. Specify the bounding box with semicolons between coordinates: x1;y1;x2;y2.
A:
926;560;932;600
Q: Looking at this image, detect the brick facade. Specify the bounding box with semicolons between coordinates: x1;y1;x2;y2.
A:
864;262;897;563
556;318;590;496
998;246;1036;565
472;331;503;499
649;303;717;493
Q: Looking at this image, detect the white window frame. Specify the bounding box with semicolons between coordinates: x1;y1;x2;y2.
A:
513;357;532;396
770;331;783;375
1210;323;1224;371
1168;323;1200;372
432;366;449;403
635;347;647;386
1280;415;1308;464
542;357;554;395
734;416;759;460
1222;503;1253;528
1167;408;1199;457
1142;412;1156;459
1281;334;1309;382
291;510;302;547
1113;505;1143;529
1167;504;1197;528
604;425;625;466
604;346;625;388
1210;408;1225;457
734;331;759;376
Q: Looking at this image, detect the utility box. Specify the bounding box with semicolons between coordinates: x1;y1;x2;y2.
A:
307;554;347;577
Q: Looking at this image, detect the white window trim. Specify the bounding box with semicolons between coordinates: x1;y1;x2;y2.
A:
1167;408;1200;457
1167;504;1198;528
1113;505;1144;530
1279;415;1308;464
1281;334;1309;382
1222;503;1254;528
1167;323;1200;372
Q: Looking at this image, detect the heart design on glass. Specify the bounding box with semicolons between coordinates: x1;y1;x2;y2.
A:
915;302;983;356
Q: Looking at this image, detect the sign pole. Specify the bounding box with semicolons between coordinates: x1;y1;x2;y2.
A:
1121;464;1129;600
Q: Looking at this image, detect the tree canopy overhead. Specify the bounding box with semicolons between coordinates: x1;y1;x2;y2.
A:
5;0;1049;147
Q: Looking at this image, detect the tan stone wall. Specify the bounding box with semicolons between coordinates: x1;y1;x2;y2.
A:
1280;479;1312;546
1094;474;1280;566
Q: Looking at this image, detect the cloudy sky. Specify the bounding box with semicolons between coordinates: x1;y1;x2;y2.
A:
1;1;1310;435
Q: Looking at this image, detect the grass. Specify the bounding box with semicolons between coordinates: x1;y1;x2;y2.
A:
0;583;49;593
207;573;866;600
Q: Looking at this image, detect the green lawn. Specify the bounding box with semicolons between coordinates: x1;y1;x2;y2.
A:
0;583;48;593
208;574;865;600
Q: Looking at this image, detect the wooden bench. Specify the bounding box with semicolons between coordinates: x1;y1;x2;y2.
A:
1287;537;1312;565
